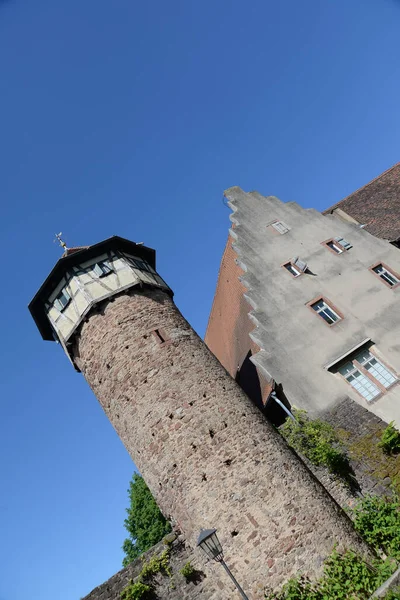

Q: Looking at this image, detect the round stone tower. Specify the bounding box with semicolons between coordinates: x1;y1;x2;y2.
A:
29;236;370;599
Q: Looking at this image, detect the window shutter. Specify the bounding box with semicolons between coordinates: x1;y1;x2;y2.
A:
335;237;352;250
293;257;307;272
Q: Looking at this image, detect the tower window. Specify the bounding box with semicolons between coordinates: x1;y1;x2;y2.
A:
322;237;352;254
129;257;155;273
307;297;343;326
370;263;400;288
93;260;113;277
337;349;397;402
152;328;169;345
268;220;290;235
54;288;71;311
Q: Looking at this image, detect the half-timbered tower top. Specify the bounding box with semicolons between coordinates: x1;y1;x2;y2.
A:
29;235;172;369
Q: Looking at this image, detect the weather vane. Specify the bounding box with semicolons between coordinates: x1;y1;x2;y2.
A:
54;232;68;251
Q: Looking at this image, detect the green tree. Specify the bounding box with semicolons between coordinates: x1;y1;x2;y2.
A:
122;473;171;566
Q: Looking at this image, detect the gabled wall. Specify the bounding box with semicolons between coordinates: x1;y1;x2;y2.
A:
207;187;400;426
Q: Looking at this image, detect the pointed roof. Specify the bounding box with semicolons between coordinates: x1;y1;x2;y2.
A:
62;246;90;258
29;236;157;341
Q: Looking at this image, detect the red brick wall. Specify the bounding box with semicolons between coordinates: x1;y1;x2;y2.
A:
205;233;272;403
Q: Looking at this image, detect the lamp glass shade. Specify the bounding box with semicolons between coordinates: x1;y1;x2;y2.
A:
197;528;224;561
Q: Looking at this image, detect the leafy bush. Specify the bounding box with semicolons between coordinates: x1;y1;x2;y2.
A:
319;550;391;599
352;492;400;560
180;561;197;582
265;575;322;599
264;550;394;600
140;549;172;580
280;409;351;477
379;422;400;455
120;581;153;600
120;549;172;599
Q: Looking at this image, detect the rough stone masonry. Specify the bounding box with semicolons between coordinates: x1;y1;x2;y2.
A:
73;287;371;599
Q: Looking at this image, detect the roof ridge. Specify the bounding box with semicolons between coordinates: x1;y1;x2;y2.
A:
323;161;400;214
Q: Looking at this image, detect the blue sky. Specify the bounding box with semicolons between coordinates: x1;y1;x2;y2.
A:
0;1;399;598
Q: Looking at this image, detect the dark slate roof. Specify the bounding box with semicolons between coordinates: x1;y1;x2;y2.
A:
323;163;400;242
29;236;157;341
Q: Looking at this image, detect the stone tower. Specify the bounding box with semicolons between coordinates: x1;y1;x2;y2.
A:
29;236;370;599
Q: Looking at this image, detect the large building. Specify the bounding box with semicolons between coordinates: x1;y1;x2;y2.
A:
206;164;400;428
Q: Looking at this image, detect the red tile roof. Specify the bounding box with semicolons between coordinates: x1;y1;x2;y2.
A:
62;246;90;257
323;162;400;242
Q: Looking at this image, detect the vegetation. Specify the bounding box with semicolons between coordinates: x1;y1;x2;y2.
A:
120;548;172;599
280;409;351;478
180;561;197;582
122;473;171;566
266;492;400;599
264;550;394;600
378;422;400;455
336;426;400;495
120;581;153;600
140;549;172;580
352;491;400;560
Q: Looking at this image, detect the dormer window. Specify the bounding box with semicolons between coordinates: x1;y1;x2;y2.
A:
54;288;71;311
93;260;113;277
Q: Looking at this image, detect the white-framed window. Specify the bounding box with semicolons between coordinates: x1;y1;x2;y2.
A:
327;240;343;254
324;237;352;254
269;220;291;235
372;264;400;287
310;298;342;325
357;349;397;389
284;263;302;277
338;362;381;402
54;288;71;311
93;260;113;277
338;349;397;402
283;257;307;278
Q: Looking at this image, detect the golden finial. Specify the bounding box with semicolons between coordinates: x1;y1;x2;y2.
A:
54;232;68;251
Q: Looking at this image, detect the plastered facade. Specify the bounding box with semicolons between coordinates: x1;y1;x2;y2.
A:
211;187;400;426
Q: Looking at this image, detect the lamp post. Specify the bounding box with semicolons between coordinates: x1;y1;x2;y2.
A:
197;528;249;600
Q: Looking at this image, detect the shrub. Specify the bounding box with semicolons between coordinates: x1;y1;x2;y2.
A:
120;581;153;600
140;549;172;580
352;492;400;560
280;409;351;477
378;422;400;455
180;561;197;582
264;550;394;600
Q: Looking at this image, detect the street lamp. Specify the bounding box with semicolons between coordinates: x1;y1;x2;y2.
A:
197;528;249;599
